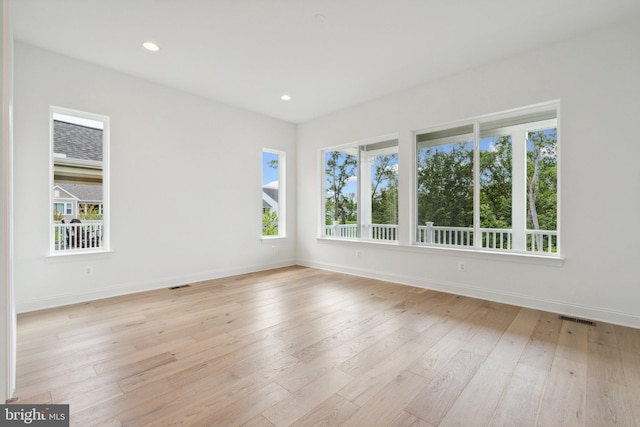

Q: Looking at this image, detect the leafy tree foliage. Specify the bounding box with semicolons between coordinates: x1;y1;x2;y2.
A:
417;128;557;237
371;154;398;225
417;142;474;227
527;129;557;231
262;210;278;236
325;151;357;224
479;136;512;229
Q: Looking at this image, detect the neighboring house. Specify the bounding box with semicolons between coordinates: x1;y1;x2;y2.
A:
53;183;103;221
52;120;104;220
262;187;278;214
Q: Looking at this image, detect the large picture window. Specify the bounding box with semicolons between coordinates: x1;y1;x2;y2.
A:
51;107;109;253
323;137;398;241
416;108;558;254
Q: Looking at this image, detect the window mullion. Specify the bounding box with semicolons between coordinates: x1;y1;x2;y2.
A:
511;129;527;251
473;122;481;249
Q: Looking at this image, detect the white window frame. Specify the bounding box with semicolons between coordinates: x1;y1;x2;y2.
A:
320;134;399;241
414;102;560;256
261;148;286;238
50;106;110;254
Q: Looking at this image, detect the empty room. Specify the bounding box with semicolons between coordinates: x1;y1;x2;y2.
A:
2;0;640;426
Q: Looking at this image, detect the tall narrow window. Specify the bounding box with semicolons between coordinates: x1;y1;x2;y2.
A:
362;140;399;241
323;138;398;241
324;147;359;238
262;149;285;237
51;108;109;253
416;126;474;246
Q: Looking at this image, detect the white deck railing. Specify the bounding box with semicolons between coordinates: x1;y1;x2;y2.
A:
324;223;399;241
324;221;557;253
54;221;104;251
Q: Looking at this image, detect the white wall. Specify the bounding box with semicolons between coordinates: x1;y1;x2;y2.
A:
14;43;297;312
297;18;640;328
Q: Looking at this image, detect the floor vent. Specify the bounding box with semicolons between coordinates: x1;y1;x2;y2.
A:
559;315;595;326
169;285;191;290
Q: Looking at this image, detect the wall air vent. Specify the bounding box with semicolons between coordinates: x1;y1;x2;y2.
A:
169;285;191;290
559;315;595;326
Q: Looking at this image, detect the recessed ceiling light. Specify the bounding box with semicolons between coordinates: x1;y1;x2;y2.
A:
143;41;160;52
281;94;292;101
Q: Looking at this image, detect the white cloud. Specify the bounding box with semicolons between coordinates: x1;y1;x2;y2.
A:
347;175;358;183
263;180;279;189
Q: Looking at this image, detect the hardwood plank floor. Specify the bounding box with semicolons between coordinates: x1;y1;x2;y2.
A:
8;266;640;426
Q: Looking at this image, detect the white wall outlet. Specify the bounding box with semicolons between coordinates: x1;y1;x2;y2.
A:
355;250;361;257
458;262;465;272
86;266;93;275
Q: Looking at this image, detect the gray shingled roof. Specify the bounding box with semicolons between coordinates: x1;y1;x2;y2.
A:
263;187;278;209
55;183;102;201
54;120;103;162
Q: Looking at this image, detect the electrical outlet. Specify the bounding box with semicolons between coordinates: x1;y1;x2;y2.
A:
355;250;361;257
458;262;465;272
86;266;93;275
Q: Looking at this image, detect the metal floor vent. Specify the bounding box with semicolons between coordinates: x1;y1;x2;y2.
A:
559;315;595;326
169;285;191;290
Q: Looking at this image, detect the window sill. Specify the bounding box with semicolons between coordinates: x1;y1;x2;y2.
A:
261;235;288;241
316;237;564;267
48;249;113;261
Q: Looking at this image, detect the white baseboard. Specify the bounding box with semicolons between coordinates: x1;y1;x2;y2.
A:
297;259;640;330
16;259;296;313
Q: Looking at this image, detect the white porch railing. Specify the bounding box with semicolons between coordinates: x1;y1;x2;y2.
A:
527;229;558;253
416;222;474;247
417;222;557;253
54;220;104;251
324;222;359;239
323;223;399;241
323;221;556;253
368;224;398;241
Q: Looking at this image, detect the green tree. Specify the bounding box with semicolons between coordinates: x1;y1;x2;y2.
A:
527;128;558;250
325;151;357;224
371;154;398;225
479;136;512;229
417;142;474;227
262;210;278;236
527;129;557;231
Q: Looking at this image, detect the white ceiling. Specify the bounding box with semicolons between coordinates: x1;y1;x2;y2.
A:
11;0;640;123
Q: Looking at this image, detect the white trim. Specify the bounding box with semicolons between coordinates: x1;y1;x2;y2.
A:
320;133;400;239
50;106;110;255
1;0;15;401
297;259;640;330
16;259;296;313
262;148;286;238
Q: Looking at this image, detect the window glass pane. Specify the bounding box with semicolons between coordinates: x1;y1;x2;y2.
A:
479;134;512;249
52;110;106;252
362;141;398;241
416;136;474;246
262;150;280;236
324;148;358;238
527;127;558;252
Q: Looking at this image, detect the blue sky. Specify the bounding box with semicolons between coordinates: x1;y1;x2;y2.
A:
262;151;279;188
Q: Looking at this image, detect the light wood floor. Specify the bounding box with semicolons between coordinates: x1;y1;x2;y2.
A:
10;266;640;426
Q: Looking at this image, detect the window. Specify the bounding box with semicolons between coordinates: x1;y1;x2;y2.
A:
323;137;398;241
416;107;558;254
51;107;109;253
53;202;73;216
262;149;285;237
